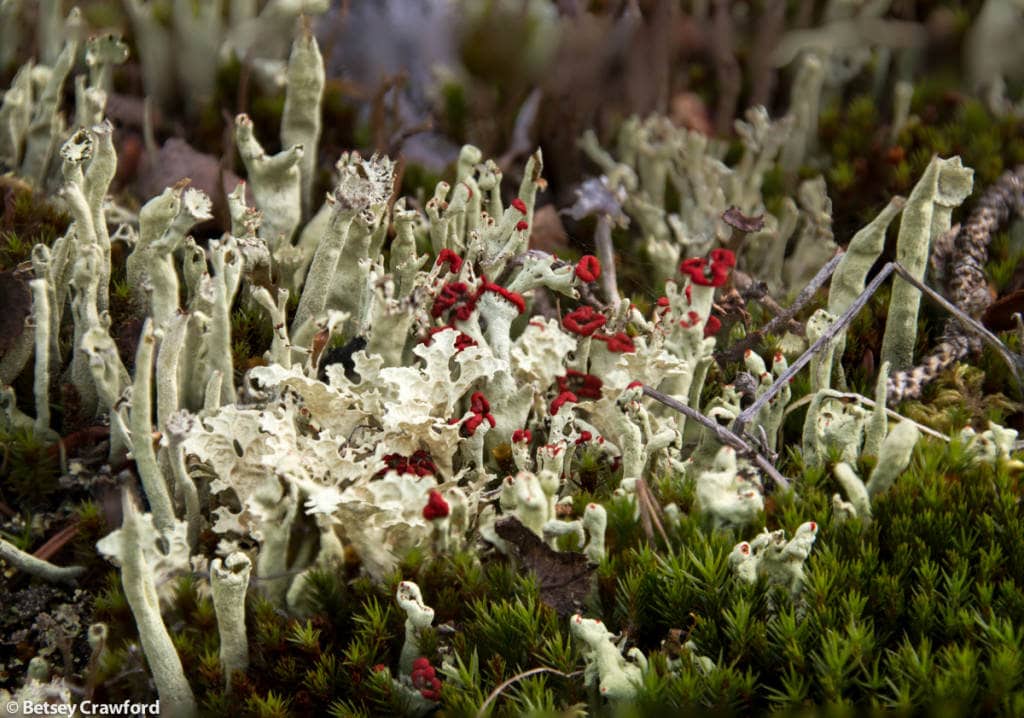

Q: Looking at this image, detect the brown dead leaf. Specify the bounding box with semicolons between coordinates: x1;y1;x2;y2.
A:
528;205;569;255
494;515;594;617
722;206;765;233
670;92;713;136
136;138;251;228
982;289;1024;332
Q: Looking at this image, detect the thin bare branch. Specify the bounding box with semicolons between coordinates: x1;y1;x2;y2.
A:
718;250;844;364
733;261;896;436
733;260;1024;439
475;666;584;718
636;477;670;548
642;385;791;491
781;389;951;443
890;263;1024;396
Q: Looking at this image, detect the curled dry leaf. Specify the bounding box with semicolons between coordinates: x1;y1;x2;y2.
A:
135;138;251;228
494;515;594;617
527;205;569;255
982;288;1024;332
722;206;766;233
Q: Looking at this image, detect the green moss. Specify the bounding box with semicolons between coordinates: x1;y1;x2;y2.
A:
0;177;70;271
230;302;274;374
0;425;60;510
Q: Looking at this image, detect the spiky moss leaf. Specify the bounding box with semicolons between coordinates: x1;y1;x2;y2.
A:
612;545;664;647
70;502;111;577
302;567;352;628
458;592;559;682
604;493;647;556
0;176;70;270
245;690;293;718
0;426;61;510
302;652;346;703
231;302;275;375
570;443;618;497
412;549;493;624
92;570;133;641
434;649;488;717
287;619;323;655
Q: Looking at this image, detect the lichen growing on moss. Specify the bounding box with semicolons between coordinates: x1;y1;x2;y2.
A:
3;3;1024;717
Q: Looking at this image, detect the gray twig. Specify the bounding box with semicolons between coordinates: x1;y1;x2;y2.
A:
642;385;791;492
732;260;1024;438
718;251;844;364
475;667;584;718
733;261;897;437
635;477;670;548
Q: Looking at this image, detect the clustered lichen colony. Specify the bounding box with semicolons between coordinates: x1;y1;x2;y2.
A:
2;2;1024;716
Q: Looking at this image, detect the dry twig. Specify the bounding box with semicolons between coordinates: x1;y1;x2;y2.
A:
733;262;1024;438
475;667;584;718
642;385;791;492
717;251;844;364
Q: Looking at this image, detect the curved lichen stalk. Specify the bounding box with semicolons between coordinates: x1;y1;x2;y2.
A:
888;165;1024;401
115;490;198;717
878;155;974;376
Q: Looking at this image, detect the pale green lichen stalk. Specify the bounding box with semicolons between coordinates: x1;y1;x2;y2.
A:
397;581;435;677
879;155;974;372
107;490;197;717
211;552;253;690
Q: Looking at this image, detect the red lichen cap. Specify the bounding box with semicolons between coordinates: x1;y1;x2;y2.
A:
710;248;736;268
574;255;601;283
516;220;529;231
460;391;496;437
460;415;484;437
557;370;603;399
435;248;463;273
379;450;438;478
703;315;722;338
679;252;732;287
679;310;701;329
423;490;450;520
594;332;636;353
453;333;478;351
469;391;491;416
422;326;478;352
411;657;442;701
512;428;532;444
432;281;475;319
479;281;526;313
562;306;607;336
550;391;578;414
511;198;528;214
679;257;708;282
